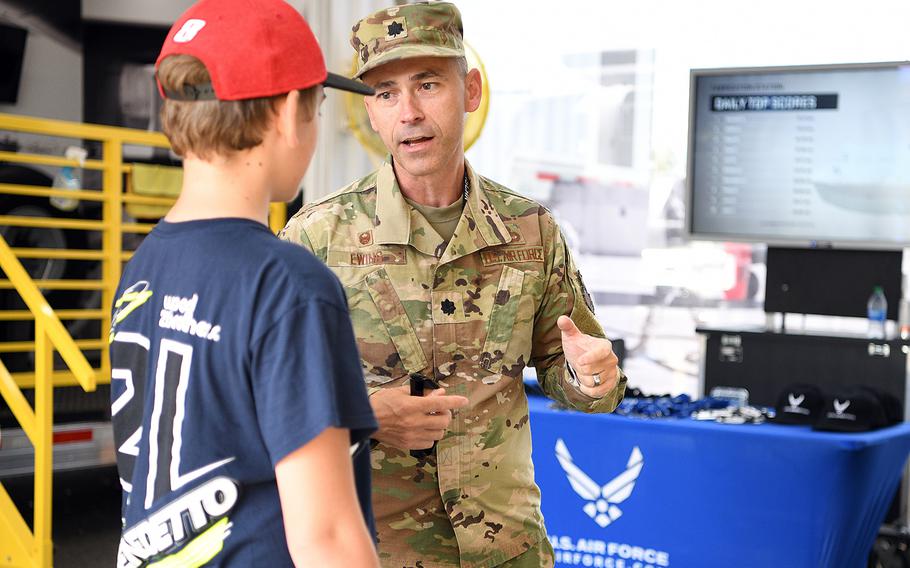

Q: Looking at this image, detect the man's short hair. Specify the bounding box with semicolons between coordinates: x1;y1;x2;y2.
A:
454;56;468;78
157;55;320;159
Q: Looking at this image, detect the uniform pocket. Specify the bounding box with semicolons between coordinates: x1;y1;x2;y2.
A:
479;266;526;376
363;268;428;374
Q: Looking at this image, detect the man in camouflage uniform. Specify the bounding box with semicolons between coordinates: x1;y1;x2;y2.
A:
280;3;627;567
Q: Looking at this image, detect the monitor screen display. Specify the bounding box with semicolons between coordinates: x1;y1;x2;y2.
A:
686;62;910;249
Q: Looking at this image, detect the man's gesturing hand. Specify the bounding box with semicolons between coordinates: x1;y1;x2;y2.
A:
557;315;619;398
370;385;469;450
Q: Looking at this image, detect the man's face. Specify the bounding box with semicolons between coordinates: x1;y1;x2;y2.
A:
362;56;481;179
275;88;324;202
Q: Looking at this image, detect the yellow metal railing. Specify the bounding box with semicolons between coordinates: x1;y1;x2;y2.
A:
0;233;96;568
0;113;287;567
0;113;173;393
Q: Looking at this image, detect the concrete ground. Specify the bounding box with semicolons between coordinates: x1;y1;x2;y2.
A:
5;466;121;568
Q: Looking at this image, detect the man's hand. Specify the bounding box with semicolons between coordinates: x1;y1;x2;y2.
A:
557;315;619;398
370;385;469;449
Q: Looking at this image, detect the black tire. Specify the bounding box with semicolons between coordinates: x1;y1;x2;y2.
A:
0;165;94;372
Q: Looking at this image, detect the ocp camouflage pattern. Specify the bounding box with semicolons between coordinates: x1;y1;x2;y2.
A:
350;2;465;78
280;160;626;568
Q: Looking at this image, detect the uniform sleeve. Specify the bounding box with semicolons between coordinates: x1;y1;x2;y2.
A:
280;212;386;397
529;215;626;413
279;212;323;260
250;300;377;467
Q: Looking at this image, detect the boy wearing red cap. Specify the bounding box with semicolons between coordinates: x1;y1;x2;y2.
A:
108;1;379;566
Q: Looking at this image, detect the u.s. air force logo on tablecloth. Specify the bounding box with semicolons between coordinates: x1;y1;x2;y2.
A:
555;439;643;528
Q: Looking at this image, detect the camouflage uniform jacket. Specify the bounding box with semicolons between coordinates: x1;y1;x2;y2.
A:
280;160;626;568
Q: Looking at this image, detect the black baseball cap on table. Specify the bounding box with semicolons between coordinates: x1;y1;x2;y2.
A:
813;388;889;433
772;383;824;426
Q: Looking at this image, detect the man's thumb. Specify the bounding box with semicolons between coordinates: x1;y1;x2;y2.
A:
557;315;581;338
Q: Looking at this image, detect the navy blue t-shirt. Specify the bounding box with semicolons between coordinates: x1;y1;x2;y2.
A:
110;218;377;567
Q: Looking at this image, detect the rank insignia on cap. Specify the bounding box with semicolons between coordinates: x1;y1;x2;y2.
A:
384;18;407;40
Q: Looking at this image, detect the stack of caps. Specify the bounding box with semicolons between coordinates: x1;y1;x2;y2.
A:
773;383;902;432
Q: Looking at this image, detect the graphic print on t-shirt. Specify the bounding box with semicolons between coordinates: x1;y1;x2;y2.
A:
112;283;238;568
110;280;154;342
110;219;378;568
117;475;239;568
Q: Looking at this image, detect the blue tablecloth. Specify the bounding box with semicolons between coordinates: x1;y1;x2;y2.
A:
528;395;910;568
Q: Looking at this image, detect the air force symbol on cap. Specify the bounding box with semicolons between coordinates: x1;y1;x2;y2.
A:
784;392;810;415
174;19;207;43
555;439;643;528
833;399;851;415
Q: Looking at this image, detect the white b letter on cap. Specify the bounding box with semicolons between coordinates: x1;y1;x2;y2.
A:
174;19;206;43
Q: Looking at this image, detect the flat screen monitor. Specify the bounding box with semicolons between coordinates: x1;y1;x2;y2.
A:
764;247;902;319
686;61;910;250
0;24;28;104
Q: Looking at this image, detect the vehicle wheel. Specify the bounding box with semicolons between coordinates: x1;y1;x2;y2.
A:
0;166;91;371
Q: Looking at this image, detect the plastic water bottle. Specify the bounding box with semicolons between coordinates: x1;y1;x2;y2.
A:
50;146;87;212
867;285;887;339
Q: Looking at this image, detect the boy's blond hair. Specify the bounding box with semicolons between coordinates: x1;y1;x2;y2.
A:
158;55;320;159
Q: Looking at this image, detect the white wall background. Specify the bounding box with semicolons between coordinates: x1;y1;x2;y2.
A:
0;2;82;123
81;0;195;25
301;0;390;202
455;0;910;183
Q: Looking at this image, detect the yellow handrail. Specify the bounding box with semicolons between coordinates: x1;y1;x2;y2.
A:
0;150;108;172
0;183;107;202
0;309;106;321
0;112;161;568
0;280;107;290
0;113;171;147
0;237;95;391
0;234;96;568
11;249;106;261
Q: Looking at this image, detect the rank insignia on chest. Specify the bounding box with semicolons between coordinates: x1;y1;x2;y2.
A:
431;291;464;322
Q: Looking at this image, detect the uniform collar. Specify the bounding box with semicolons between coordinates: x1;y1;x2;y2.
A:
373;159;512;260
373;160;412;246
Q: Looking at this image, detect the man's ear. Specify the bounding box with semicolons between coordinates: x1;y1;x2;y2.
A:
464;68;482;113
275;90;301;148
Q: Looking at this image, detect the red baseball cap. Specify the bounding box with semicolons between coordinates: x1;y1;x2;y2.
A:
156;0;372;101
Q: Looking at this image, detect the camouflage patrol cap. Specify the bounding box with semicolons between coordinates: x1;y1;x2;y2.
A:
350;2;465;79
